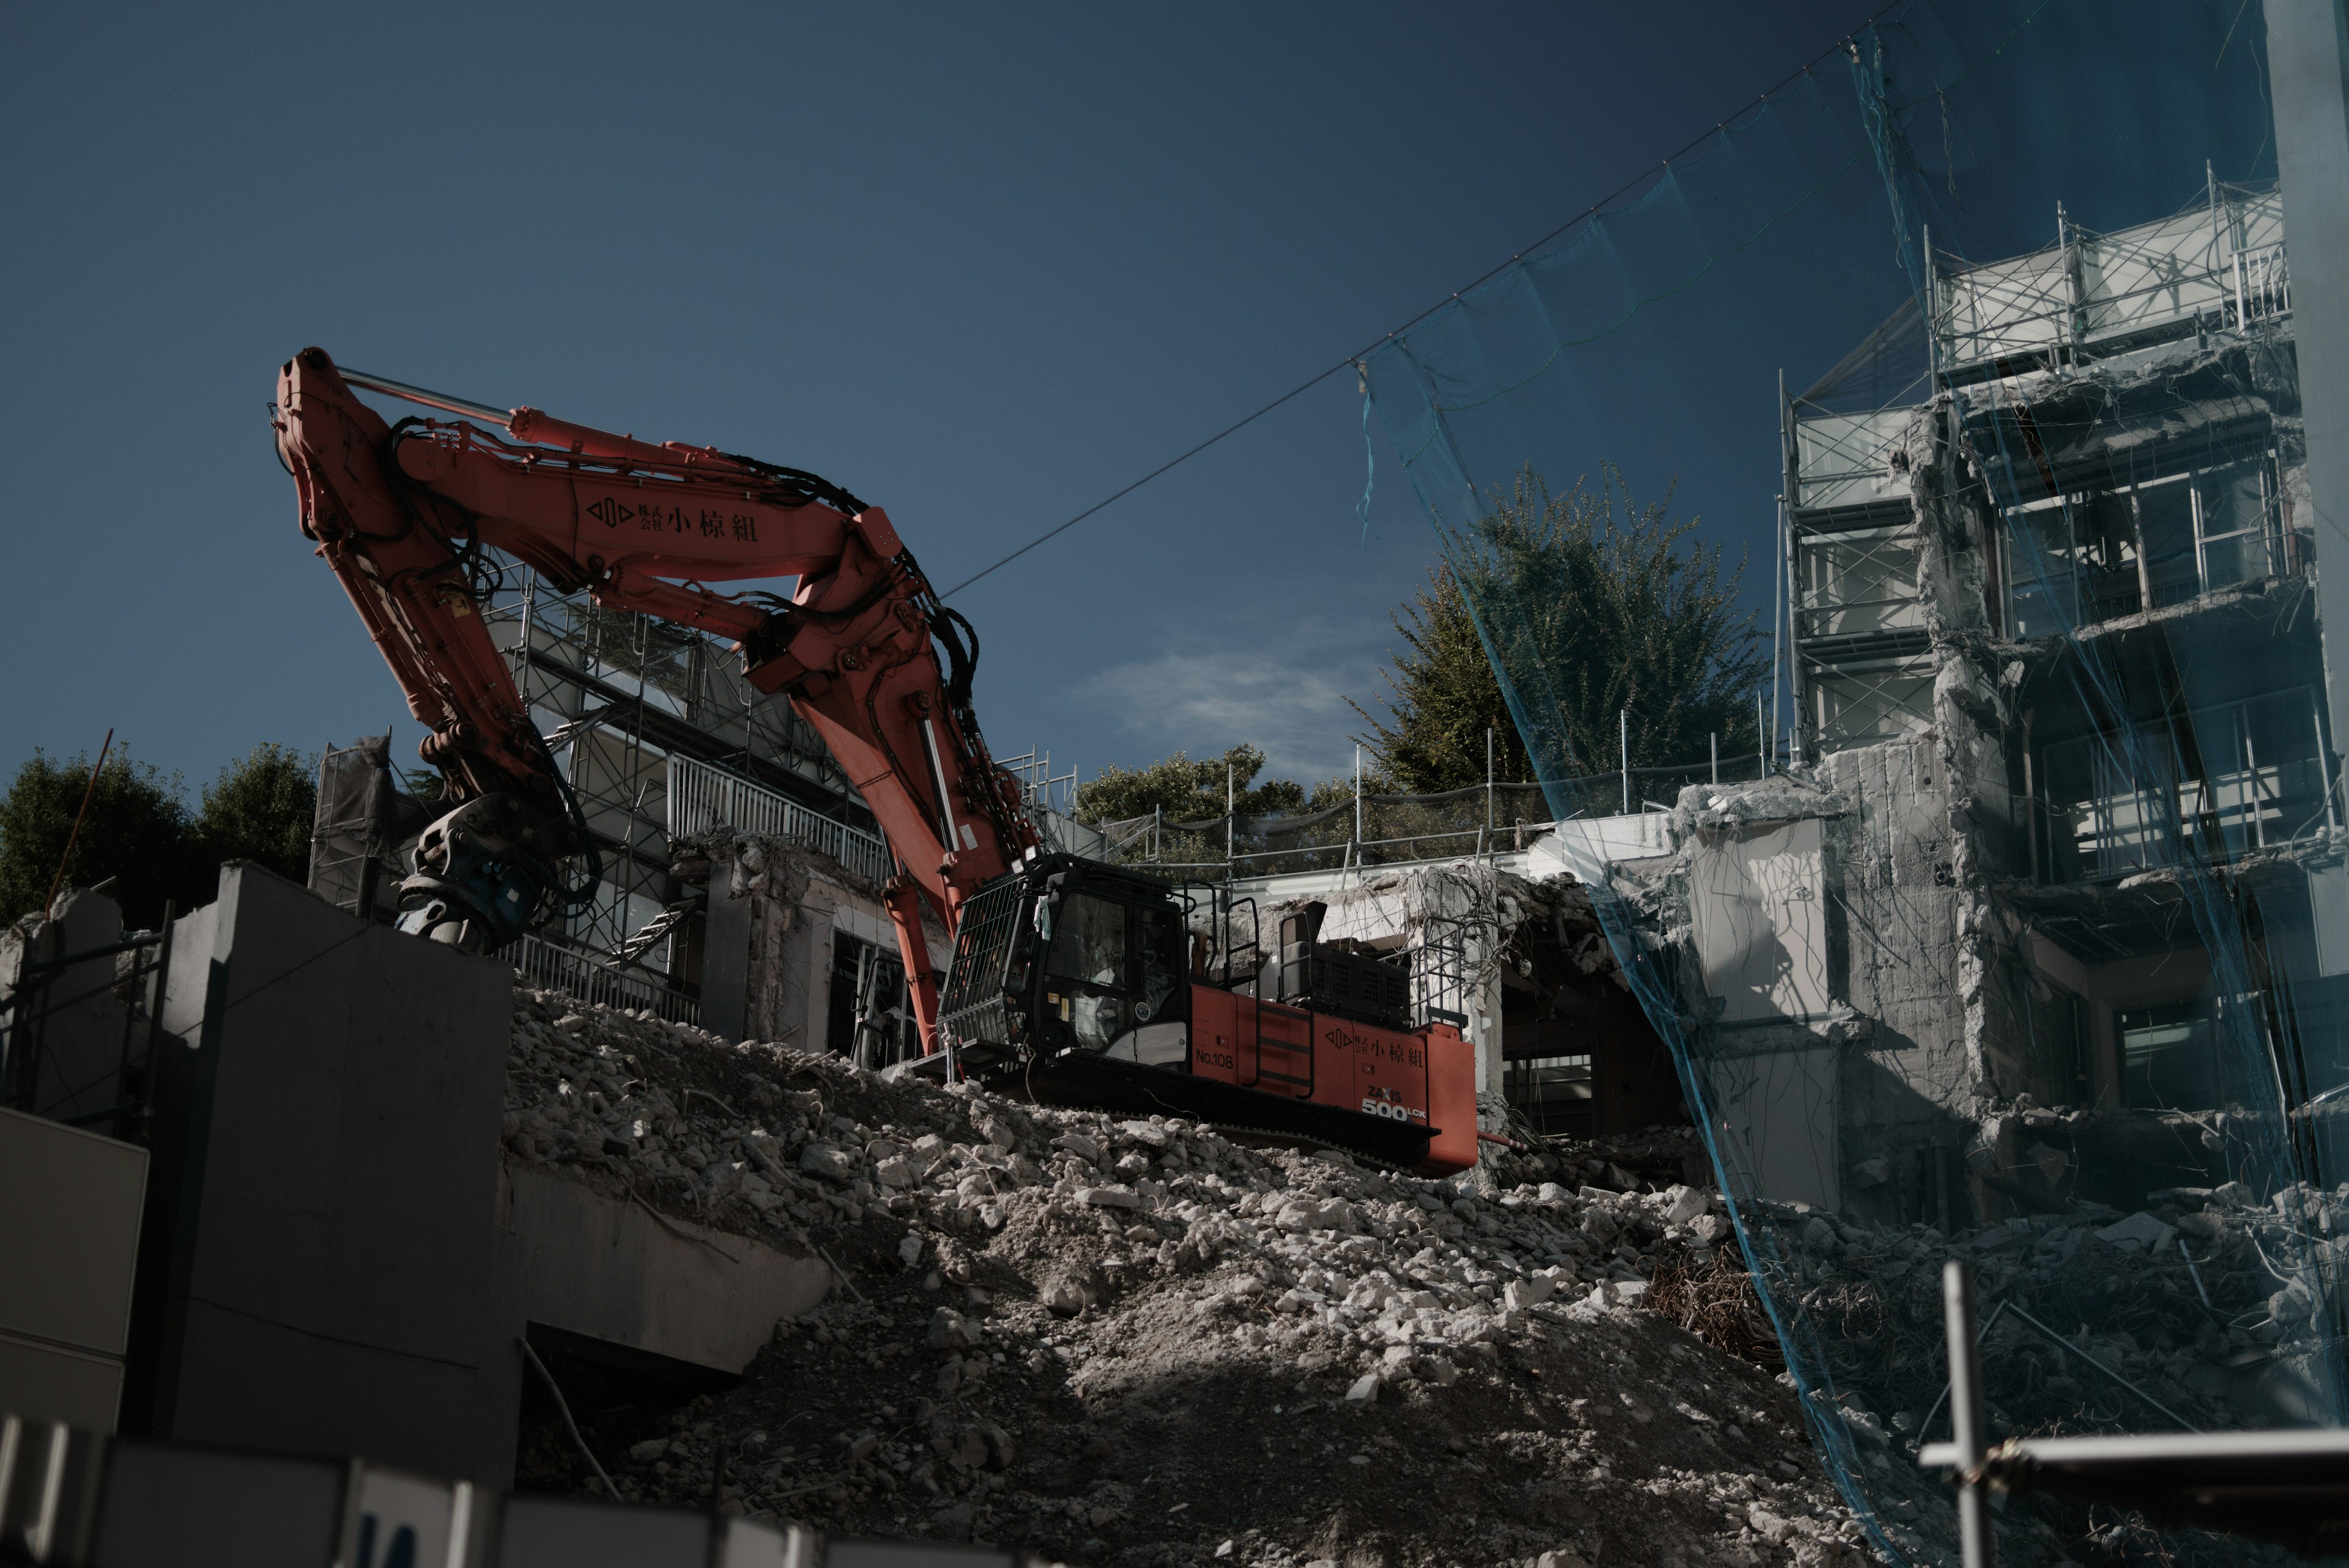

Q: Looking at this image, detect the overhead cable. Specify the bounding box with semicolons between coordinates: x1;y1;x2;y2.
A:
937;0;1907;600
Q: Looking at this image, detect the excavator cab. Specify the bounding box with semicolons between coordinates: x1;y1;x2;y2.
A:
938;853;1479;1173
938;854;1190;1071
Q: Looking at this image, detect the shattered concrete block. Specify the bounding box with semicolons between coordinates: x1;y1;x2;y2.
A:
1660;1184;1708;1226
1504;1276;1555;1310
1417;1355;1459;1386
1800;1217;1836;1251
982;1422;1015;1470
1975;1220;2029;1253
627;1438;669;1462
2024;1142;2070;1187
2271;1280;2318;1325
1847;1157;1891;1189
1343;1373;1381;1403
1690;1214;1732;1247
1078;1184;1139;1209
1044;1282;1086;1317
874;1155;916;1189
1116;1120;1171;1150
2094;1211;2176;1255
1584;1279;1650;1312
1051;1132;1102;1162
799;1142;855;1182
898;1234;926;1269
926;1309;974;1351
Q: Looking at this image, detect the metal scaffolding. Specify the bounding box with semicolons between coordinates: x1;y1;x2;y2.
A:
478;571;883;1022
1781;178;2297;757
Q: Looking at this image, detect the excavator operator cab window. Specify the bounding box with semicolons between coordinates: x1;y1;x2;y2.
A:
1037;889;1190;1063
1045;894;1130;1050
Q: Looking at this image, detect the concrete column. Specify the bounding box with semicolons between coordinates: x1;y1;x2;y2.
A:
1466;964;1503;1100
2271;1;2349;709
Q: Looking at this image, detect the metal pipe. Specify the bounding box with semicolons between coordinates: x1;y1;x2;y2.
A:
1772;486;1784;770
1226;764;1234;879
1355;745;1365;848
43;728;114;921
1620;708;1629;815
340;366;515;427
1923;224;1940;387
1486;728;1496;832
1943;1260;1995;1568
1711;732;1719;786
2315;696;2339;833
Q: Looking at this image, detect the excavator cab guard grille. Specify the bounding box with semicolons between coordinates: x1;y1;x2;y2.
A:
939;874;1030;1052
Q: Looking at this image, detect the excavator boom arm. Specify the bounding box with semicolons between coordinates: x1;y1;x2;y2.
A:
273;347;1036;1046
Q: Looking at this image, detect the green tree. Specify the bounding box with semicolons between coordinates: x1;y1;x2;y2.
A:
0;749;201;930
1357;466;1763;788
1348;563;1532;794
196;743;318;884
1074;744;1304;827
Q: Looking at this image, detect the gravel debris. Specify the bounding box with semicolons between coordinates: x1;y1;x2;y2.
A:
501;988;1875;1568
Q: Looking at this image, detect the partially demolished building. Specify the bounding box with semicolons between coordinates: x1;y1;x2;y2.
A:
1627;179;2330;1228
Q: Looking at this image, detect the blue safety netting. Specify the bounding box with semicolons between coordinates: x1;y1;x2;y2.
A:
1364;4;2340;1563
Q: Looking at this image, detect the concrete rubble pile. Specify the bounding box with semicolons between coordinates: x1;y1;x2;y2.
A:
500;989;1875;1568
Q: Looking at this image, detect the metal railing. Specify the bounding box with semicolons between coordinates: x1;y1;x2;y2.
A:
508;933;700;1025
667;755;892;885
1933;185;2288;377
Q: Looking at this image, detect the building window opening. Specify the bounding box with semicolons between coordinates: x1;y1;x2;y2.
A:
2002;450;2281;637
2035;688;2332;881
1505;1052;1594;1138
827;931;915;1067
2118;1000;2219;1110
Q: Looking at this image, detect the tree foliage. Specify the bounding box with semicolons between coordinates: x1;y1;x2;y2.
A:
0;743;319;931
1359;466;1764;786
0;750;200;930
1349;563;1531;794
1074;744;1306;827
196;743;318;885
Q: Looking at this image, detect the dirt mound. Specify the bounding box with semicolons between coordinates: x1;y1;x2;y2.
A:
502;992;1874;1568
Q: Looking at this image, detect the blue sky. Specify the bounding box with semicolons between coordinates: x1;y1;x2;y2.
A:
2;2;1875;797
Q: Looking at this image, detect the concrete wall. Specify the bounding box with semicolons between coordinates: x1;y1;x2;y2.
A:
501;1164;828;1373
1;887;141;1127
132;862;518;1482
117;863;833;1487
0;1105;147;1430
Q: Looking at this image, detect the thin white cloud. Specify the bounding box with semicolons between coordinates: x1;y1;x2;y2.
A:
1075;619;1388;784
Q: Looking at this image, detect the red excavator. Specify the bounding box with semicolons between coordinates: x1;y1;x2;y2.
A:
273;349;1475;1173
